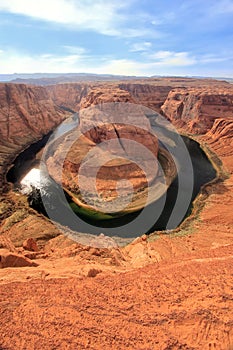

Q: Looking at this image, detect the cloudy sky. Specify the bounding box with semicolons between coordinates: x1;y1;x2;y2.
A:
0;0;232;77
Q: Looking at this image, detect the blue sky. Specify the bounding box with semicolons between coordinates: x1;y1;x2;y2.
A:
0;0;232;77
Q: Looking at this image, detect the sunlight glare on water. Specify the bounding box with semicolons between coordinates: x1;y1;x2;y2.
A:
21;168;41;191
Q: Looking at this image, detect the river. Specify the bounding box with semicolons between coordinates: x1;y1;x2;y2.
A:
7;113;216;238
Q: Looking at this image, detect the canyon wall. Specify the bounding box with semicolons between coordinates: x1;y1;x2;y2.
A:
46;83;89;112
0;78;232;214
0;83;67;192
45;78;198;113
1;78;232;194
119;83;172;111
161;87;233;134
45;77;231;115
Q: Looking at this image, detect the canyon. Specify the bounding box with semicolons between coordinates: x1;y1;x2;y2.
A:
0;77;233;349
0;83;67;192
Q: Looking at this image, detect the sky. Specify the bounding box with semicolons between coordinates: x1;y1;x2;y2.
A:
0;0;232;77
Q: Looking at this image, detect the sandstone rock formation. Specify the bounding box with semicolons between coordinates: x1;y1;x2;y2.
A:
46;77;230;114
161;87;233;133
80;85;135;108
119;83;172;111
0;83;67;192
206;117;233;140
23;238;38;252
0;248;38;268
46;89;162;215
46;83;89;112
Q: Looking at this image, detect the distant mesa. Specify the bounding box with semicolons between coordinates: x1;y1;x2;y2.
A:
1;72;232;86
0;72;146;85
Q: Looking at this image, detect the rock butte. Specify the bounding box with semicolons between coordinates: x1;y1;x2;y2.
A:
46;89;176;216
0;77;233;349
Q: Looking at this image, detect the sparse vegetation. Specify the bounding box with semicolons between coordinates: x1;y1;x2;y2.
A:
2;209;28;232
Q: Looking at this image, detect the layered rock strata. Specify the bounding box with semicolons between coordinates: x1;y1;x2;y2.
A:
46;89;163;215
0;83;66;192
161;88;233;133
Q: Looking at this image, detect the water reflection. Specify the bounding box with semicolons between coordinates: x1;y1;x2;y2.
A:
20;168;41;194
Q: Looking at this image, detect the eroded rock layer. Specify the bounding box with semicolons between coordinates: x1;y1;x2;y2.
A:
46;89;161;212
161;87;233;133
0;83;66;192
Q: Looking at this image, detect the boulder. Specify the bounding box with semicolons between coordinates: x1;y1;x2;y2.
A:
23;238;39;252
0;249;38;268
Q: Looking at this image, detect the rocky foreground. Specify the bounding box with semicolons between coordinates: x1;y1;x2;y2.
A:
0;77;233;349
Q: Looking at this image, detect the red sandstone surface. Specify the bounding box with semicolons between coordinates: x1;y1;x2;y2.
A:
0;78;233;349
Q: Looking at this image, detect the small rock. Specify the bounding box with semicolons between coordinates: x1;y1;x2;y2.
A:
24;251;38;260
87;268;102;278
89;248;102;256
23;238;38;252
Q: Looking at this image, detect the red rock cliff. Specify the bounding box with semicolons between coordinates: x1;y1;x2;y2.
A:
47;81;172;112
46;78;231;115
46;83;89;112
0;83;67;191
119;83;172;112
161;87;233;134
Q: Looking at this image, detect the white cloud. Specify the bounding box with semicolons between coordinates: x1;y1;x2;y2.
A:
199;54;232;63
99;55;197;76
0;0;151;37
151;19;161;25
1;48;232;77
151;12;175;25
96;59;146;76
63;46;87;55
122;28;157;38
130;42;152;52
149;51;197;66
0;49;87;73
0;49;189;76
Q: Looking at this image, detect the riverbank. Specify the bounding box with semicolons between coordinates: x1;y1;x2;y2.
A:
150;132;228;240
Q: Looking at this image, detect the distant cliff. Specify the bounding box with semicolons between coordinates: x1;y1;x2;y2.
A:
161;88;233;134
46;82;172;112
119;83;172;112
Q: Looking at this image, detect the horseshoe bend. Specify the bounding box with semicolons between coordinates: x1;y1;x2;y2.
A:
1;77;233;349
45;102;178;225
